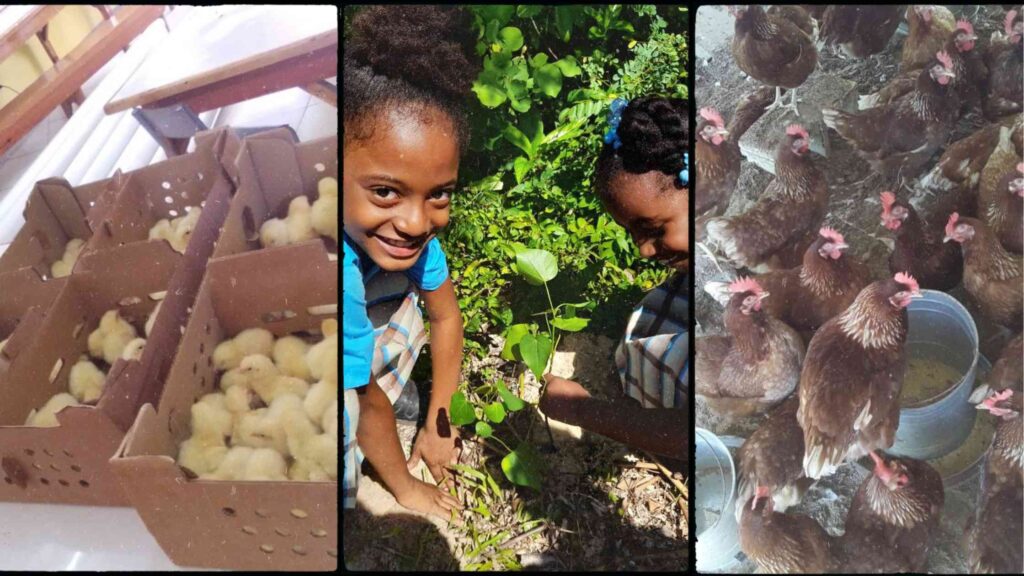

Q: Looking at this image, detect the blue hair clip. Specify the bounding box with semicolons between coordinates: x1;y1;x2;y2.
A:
603;97;628;150
678;152;690;187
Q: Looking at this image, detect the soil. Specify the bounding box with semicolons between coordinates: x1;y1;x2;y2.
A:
695;5;1017;574
344;333;689;571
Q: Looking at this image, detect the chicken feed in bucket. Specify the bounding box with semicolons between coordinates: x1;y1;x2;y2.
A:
695;428;742;572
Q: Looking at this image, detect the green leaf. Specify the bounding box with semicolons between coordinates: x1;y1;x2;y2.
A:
553;56;582;77
450;463;486;482
486;472;503;498
529;53;549;68
449;392;476;426
501;443;544;490
475;420;494;438
483;19;500;44
498;26;524;52
519;333;552;380
534;63;563;98
484;402;507;424
509;95;531;113
502;123;533;157
478;6;514;28
552;316;590;332
516;5;542;18
501;323;531;360
514;248;558;285
513;156;532;184
496;381;526;412
473;79;507;108
554;6;581;42
520;113;544;149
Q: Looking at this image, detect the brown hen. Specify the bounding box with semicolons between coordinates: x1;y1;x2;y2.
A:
943;213;1023;329
900;5;956;72
739;487;834;574
978;125;1024;254
983;9;1023;120
880;190;963;290
730;5;817;114
820;5;902;59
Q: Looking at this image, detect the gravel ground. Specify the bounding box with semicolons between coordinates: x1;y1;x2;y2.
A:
695;5;1017;573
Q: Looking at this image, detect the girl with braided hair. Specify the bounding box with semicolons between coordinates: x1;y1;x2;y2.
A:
540;96;690;463
343;5;479;520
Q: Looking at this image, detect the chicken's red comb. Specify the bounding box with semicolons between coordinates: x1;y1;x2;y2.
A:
699;107;725;128
936;50;953;70
956;19;974;35
1006;10;1018;36
880;191;896;214
786;124;809;140
1017;162;1023;173
984;388;1014;406
894;272;919;293
728;276;763;296
945;212;960;238
819;226;845;245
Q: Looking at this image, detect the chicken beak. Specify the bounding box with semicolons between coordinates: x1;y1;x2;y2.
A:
834;242;849;252
757;291;770;301
909;290;924;299
942;234;954;243
716;128;730;138
939;70;957;79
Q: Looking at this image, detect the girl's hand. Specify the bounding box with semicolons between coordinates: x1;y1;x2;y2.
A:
539;374;592;425
395;476;464;523
407;424;461;487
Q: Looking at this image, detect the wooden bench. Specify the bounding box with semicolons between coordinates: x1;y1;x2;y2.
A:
0;5;164;158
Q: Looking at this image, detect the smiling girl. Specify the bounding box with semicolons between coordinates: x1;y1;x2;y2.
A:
343;5;478;520
540;96;690;462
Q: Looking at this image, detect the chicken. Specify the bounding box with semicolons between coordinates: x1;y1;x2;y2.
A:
798;273;920;479
144;300;162;337
707;226;872;334
943;213;1023;329
25;393;81;428
224;383;259;414
695;277;805;419
306;322;338;384
705;125;828;273
148;218;172;243
880;190;962;290
68;356;106;404
900;5;956;72
223;354;309;404
177;437;228;476
283;408;337;480
976;388;1024;487
242;447;288;481
983;10;1023;120
259;196;316;248
819;5;901;59
190;393;233;445
766;5;817;41
311;176;338;242
860;18;985;112
289;458;332;482
969;333;1023;407
273;335;312;381
202;446;254;480
739;487;834;573
822;51;960;181
978;126;1023;254
696;107;740;218
212;327;275;371
990;162;1023;254
730;5;817;114
838;452;944;573
120;337;145;361
304;379;338;425
322;399;338;441
50;238;86;279
967;479;1024;574
168;207;201;253
231;408;273;451
87;310;139;365
232;393;307;456
734;396;810;523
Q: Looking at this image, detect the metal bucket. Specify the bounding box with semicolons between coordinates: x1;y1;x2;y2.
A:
890;290;979;461
695;428;742;572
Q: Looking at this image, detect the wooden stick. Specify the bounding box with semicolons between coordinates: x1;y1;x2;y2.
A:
646;452;689;500
497;523;547;551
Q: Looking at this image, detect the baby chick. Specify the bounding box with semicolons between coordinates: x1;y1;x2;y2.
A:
306;324;337;385
256;393;308;456
145;300;162;337
25;393;81;427
273;335;312;381
148;218;173;242
68;356;107;403
322;399;337;442
304;379;337;424
259;196;316;248
288;458;332;482
121;337;146;361
226;354;308;404
0;337;8;353
202;446;254;480
50;238;86;278
311;177;338;242
213;327;274;371
191;393;233;445
284;409;337;480
231;408;275;451
87;310;138;365
242;447;288;481
168;207;201;253
223;383;259;414
177;437;228;476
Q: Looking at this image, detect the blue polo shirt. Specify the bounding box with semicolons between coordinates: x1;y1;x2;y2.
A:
342;232;449;390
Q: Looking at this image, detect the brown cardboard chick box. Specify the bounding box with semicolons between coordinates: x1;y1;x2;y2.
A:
0;268;66;374
213;132;338;260
0;174;123;278
112;241;338;570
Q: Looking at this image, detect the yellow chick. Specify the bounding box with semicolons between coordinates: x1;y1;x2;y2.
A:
87;310;138;365
177;437;228;476
168;207;201;254
68;356;107;403
284;409;337;480
242;447;288;481
191;393;233;445
305;329;337;385
288;458;332;482
223;384;258;414
311;177;338;242
303;379;337;424
259;196;317;248
50;238;86;278
322;399;337;442
148;218;172;242
202;446;254;480
231;408;275;451
0;337;8;353
258;217;290;249
273;335;312;381
25;393;81;427
212;327;274;371
226;354;308;404
145;300;163;337
121;338;146;361
255;393;308;456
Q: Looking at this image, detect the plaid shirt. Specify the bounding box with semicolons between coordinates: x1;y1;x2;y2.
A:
615;274;689;410
343;272;426;509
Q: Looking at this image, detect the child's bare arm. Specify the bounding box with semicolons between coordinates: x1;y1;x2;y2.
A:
541;375;687;462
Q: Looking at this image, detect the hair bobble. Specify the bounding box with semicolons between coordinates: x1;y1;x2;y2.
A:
678;152;689;187
603;98;629;150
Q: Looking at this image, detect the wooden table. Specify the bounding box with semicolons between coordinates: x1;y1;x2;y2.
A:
102;5;337;156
